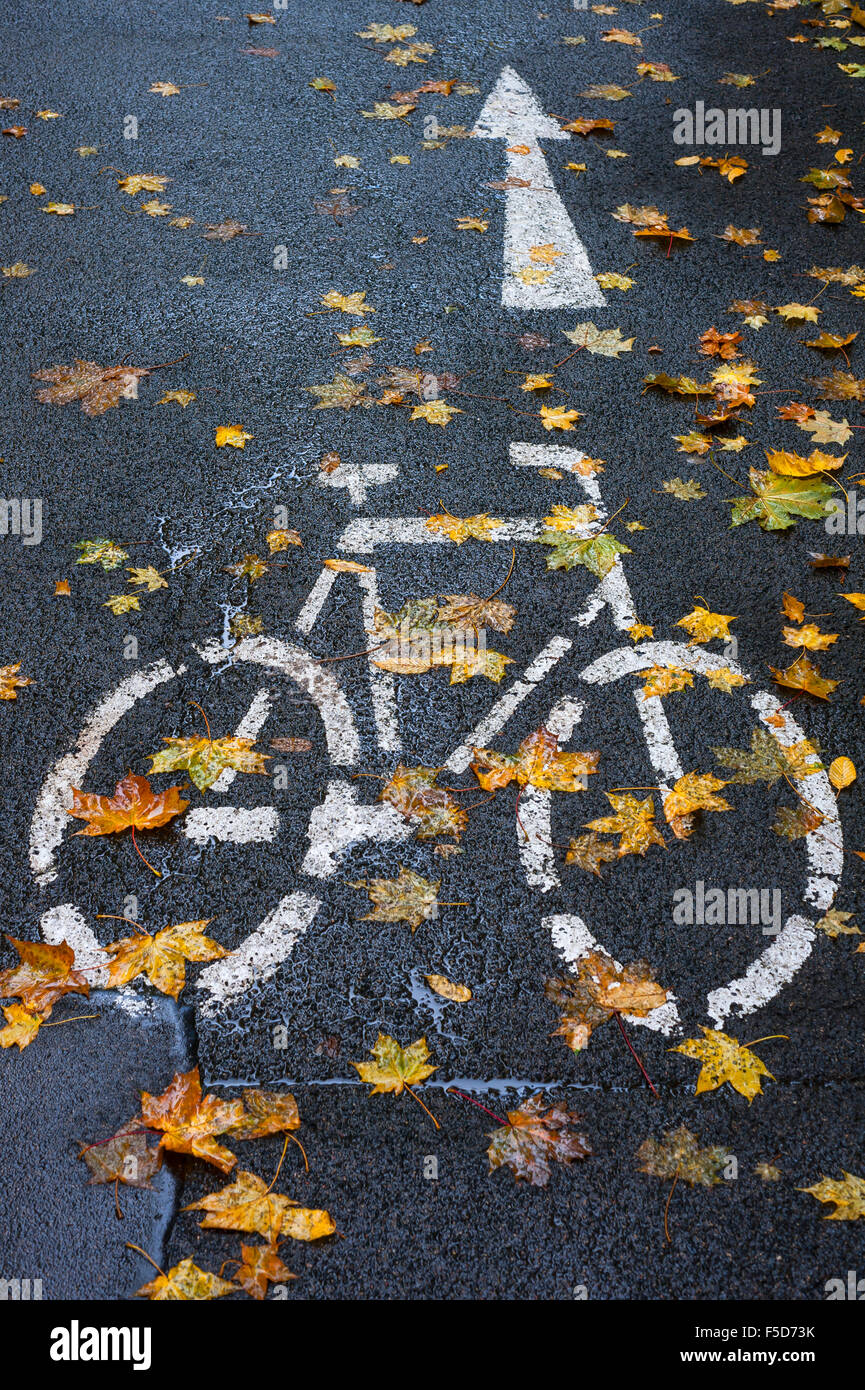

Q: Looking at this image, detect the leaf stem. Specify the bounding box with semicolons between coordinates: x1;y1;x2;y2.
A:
404;1084;441;1130
447;1086;507;1127
613;1010;658;1096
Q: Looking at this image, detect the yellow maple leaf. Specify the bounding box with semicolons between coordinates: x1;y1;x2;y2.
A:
352;1033;437;1094
671;1027;776;1103
539;405;581;431
157;389;196;407
705;667;747;692
426;513;503;544
321;289;375;316
215;424;253;449
768;653;838;700
409;400;462;426
640;665;694;699
584;793;666;858
676;605;737;645
117;173;170;195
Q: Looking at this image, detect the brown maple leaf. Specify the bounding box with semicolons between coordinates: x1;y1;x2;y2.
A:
545;951;668;1052
32;360;154;416
204;219;253;241
698;327;743;360
487;1094;591;1187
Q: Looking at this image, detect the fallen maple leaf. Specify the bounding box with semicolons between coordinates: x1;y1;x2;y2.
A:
768;653;838;700
425;512;503;544
352;867;442;931
233;1244;296;1300
0;937;90;1016
584;793;666;857
32;360;154;415
545;951;668;1051
712;727;822;784
729;470;834;531
215;424;253;449
0;662;31;700
564;831;620;877
140;1067;247;1173
67;773;188;837
0;1003;43;1051
186;1170;334;1241
136;1257;236;1301
487;1095;591;1187
204;219;251;241
637;1126;732;1186
380;765;468;840
147;735;269;792
800;1172;865;1220
471;727;599;793
352;1033;437;1096
103;920;226;999
562;322;634;357
671;1027;776;1103
640;665;694;700
424;974;471;1002
676;605;736;645
79;1120;162;1188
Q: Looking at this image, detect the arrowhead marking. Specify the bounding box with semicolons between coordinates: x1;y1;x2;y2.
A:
472;65;567;143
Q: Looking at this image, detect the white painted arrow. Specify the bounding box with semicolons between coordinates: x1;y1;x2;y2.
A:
473;66;605;310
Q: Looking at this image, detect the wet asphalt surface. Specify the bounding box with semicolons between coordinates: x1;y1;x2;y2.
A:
1;0;864;1301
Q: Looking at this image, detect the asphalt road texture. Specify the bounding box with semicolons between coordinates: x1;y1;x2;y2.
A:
0;0;864;1302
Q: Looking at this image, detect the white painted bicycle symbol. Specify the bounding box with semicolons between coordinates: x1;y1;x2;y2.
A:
29;441;842;1037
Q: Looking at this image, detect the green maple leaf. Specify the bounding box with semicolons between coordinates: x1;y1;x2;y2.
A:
637;1125;732;1187
712;726;822;785
538;529;631;578
147;736;270;791
729;469;834;531
74;537;129;570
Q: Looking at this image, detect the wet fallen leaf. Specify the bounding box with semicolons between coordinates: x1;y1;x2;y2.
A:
352;867;442;931
713;727;822;784
0;662;31;699
186;1170;334;1241
584;794;666;856
136;1258;236;1301
769;653;838;700
637;1126;732;1186
233;1244;296;1300
32;360;153;415
352;1033;437;1094
425;974;471;1002
471;727;599;793
676;605;736;644
671;1027;775;1102
800;1173;865;1220
140;1067;246;1173
79;1120;162;1188
829;756;856;790
103;920;226;1000
545;951;668;1051
487;1095;591;1187
0;937;89;1016
67;773;189;837
147;735;270;792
